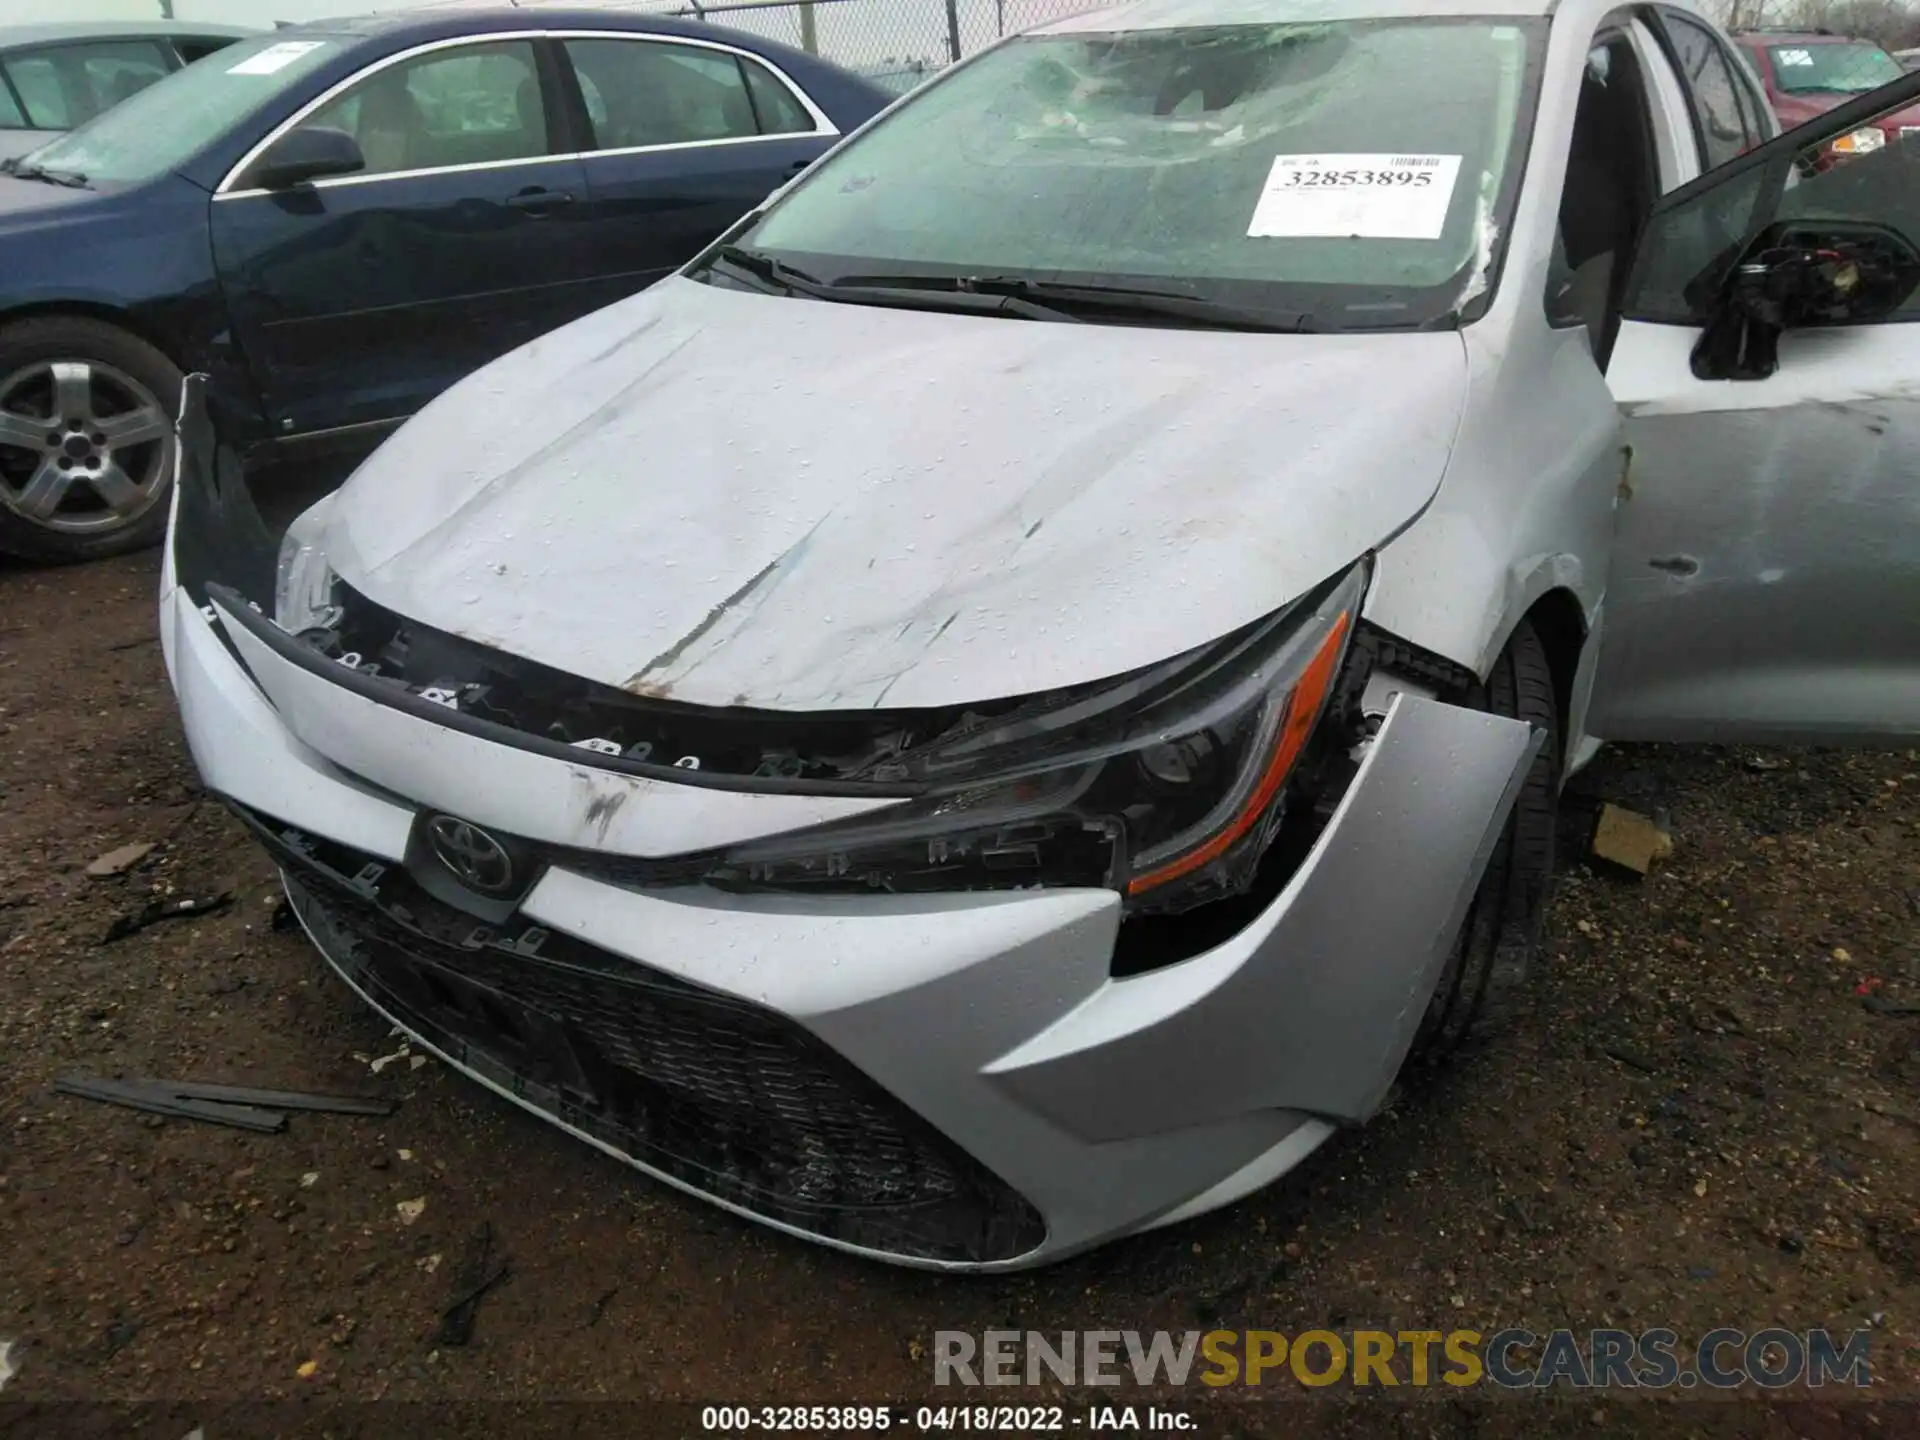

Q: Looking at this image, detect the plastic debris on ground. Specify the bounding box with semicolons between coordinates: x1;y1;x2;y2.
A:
54;1076;395;1132
439;1221;508;1347
101;892;233;943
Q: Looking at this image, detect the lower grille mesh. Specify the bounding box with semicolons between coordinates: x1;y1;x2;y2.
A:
248;812;1044;1264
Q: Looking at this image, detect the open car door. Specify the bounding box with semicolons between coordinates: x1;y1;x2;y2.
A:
1588;70;1920;743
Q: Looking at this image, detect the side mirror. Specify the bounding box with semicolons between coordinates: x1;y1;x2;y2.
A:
250;125;365;190
1692;219;1920;380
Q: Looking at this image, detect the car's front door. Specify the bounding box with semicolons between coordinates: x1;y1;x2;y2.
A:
1588;67;1920;743
554;33;840;308
210;36;596;437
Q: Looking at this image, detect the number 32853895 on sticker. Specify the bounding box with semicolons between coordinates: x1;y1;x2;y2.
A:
1247;152;1463;240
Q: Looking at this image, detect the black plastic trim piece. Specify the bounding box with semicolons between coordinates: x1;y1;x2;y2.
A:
207;584;930;800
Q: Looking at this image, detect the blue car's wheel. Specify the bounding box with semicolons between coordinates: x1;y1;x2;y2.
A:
0;316;182;564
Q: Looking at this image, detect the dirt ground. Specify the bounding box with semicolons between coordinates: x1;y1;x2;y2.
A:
0;542;1916;1439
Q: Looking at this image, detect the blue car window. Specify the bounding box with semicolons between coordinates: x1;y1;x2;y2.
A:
564;39;768;150
27;32;342;186
77;41;173;120
742;55;816;135
2;41;172;131
0;75;23;128
3;55;70;129
306;40;548;178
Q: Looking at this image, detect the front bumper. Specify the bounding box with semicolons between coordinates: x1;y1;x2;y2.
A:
159;392;1540;1271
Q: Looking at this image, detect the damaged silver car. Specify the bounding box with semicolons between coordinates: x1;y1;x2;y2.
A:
162;0;1920;1269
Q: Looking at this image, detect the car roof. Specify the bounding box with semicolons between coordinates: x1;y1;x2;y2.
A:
269;2;789;44
0;21;259;51
1034;0;1563;30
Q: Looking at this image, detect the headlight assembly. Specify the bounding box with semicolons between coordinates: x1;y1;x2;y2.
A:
706;561;1368;915
274;496;341;635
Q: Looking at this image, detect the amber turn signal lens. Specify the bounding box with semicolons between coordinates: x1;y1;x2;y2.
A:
1126;609;1350;896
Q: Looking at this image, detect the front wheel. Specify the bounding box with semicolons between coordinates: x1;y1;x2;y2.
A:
1408;618;1561;1060
0;317;183;563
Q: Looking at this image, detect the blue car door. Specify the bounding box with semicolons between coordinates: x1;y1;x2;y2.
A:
554;33;843;311
210;37;596;437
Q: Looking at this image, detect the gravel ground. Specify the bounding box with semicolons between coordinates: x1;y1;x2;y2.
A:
0;545;1915;1438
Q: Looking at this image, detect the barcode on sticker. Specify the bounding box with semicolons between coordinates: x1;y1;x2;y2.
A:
1391;157;1444;167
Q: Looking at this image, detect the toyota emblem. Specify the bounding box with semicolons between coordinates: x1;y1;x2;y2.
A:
425;815;515;896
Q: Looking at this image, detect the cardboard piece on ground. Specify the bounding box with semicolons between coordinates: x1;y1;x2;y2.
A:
1592;802;1674;876
86;842;154;878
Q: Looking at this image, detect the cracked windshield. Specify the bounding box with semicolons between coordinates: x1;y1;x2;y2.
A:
744;18;1541;328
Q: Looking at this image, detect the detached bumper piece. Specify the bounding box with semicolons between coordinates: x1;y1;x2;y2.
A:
245;811;1046;1265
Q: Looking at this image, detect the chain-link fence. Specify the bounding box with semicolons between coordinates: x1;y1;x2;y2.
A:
1716;0;1920;49
617;0;1108;93
1712;0;1920;74
610;0;1920;99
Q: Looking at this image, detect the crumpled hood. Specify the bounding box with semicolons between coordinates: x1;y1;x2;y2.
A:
326;277;1468;710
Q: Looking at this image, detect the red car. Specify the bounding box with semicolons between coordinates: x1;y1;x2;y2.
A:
1733;29;1920;156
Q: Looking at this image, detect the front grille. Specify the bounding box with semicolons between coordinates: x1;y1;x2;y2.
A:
245;812;1045;1264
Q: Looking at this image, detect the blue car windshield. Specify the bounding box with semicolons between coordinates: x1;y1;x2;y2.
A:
25;34;344;186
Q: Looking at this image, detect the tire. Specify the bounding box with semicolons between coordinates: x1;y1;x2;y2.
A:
1409;618;1562;1060
0;316;183;563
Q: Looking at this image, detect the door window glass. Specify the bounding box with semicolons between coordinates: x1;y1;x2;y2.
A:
1664;15;1759;169
1728;50;1770;143
0;77;23;128
77;41;173;119
306;40;548;178
1626;87;1920;323
1770;131;1920;319
565;39;770;149
2;56;70;128
31;32;341;186
1;42;172;130
742;57;816;135
1549;36;1660;357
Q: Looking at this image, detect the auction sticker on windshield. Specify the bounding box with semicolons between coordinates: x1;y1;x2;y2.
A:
228;41;328;76
1248;154;1462;240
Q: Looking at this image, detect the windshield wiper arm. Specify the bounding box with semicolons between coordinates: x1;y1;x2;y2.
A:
703;244;1080;323
946;276;1318;333
705;243;832;296
0;157;89;188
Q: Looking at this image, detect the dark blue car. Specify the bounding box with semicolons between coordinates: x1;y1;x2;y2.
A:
0;5;890;561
